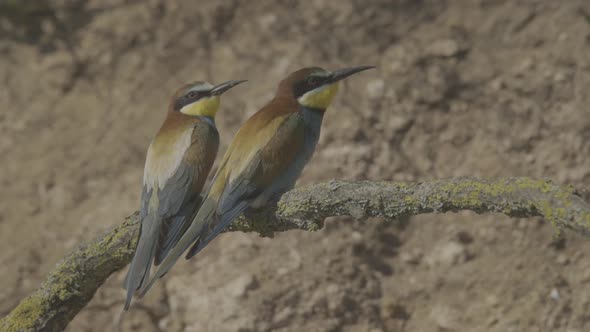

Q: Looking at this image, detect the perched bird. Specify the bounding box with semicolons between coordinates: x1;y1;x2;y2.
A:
123;79;246;310
139;65;374;296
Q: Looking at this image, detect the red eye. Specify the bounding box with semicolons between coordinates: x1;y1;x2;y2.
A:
187;91;199;99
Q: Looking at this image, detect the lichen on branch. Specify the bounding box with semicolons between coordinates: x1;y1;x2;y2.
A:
2;177;589;332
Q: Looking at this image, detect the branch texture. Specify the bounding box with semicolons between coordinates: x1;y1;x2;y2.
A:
2;177;589;331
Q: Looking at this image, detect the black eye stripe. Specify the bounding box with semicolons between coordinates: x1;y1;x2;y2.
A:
174;90;205;111
187;91;200;99
293;76;328;97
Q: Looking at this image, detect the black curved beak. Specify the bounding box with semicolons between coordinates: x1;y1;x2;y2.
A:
329;65;376;83
210;80;247;95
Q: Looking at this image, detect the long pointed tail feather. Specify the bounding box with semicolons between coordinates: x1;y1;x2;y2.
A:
185;200;249;259
154;215;187;266
123;213;158;310
137;199;217;298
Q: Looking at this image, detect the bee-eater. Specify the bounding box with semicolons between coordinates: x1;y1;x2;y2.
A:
123;79;246;310
139;66;375;296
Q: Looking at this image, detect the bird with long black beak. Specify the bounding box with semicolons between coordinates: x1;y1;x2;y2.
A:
123;79;246;310
139;66;375;296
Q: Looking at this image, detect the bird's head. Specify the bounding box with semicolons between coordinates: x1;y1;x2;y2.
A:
279;66;375;110
172;80;246;118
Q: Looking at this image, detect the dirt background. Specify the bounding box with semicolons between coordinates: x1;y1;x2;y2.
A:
1;0;590;331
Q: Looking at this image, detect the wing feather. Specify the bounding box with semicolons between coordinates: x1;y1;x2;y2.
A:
124;119;218;308
153;121;218;263
186;112;306;258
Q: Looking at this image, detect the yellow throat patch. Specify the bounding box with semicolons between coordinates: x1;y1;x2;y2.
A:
180;96;220;118
297;83;339;110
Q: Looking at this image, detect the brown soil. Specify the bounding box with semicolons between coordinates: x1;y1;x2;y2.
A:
1;1;590;331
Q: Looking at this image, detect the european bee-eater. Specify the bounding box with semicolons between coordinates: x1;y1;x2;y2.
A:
139;66;375;296
123;79;246;310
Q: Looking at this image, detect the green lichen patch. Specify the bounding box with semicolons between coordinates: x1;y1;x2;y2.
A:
0;294;45;332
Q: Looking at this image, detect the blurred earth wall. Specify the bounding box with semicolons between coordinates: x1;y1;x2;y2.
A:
1;1;590;331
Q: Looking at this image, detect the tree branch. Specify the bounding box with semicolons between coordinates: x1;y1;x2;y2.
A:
2;177;589;331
